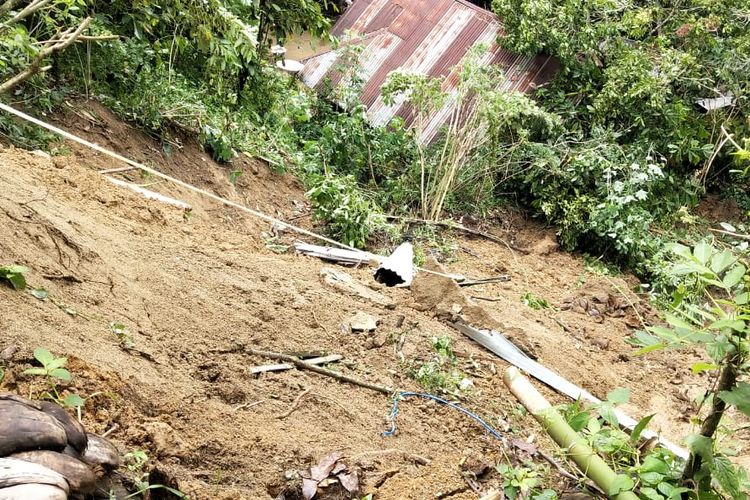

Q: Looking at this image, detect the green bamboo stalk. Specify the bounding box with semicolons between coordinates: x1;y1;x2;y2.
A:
504;367;639;500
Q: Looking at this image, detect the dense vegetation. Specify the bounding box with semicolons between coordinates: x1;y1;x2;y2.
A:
1;1;749;497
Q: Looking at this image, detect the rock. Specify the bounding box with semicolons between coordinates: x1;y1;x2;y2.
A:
0;458;69;494
11;450;96;494
0;483;67;500
348;311;378;332
81;434;120;469
0;401;67;456
142;421;188;459
38;402;88;453
31;150;52;159
532;233;558;255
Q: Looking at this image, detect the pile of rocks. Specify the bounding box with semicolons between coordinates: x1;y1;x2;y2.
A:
0;393;121;499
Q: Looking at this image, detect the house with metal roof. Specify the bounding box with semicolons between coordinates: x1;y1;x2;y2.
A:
300;0;557;142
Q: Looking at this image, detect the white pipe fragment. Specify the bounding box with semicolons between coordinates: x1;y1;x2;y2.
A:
451;322;689;459
104;177;191;210
375;242;415;287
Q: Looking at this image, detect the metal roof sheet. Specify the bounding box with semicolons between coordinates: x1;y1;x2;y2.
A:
301;0;556;142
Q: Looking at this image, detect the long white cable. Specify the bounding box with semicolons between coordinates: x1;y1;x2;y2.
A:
0;102;465;280
0;101;355;251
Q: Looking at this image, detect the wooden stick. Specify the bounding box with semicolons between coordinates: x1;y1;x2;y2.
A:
386;215;529;254
708;227;750;241
276;389;310;419
250;354;343;374
246;348;394;395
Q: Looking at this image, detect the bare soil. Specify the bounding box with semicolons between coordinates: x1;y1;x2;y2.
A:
0;100;747;498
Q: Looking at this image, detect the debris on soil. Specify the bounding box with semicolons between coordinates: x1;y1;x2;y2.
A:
348;311;378;332
320;267;395;309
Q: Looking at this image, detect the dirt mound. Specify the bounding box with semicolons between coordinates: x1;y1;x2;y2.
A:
0;103;747;497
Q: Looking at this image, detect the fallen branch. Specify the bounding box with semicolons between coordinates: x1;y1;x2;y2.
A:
2;0;50;26
233;400;264;411
459;276;510;287
0;16;92;94
708;227;750;241
387;216;529;254
249;354;342;374
77;34;120;42
245;348;394;395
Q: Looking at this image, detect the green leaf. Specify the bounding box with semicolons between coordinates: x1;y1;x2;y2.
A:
691;362;718;374
22;367;48;377
710;250;735;273
49;368;71;382
708;319;745;331
640;454;669;474
685;434;713;460
630;414;655;443
607;387;630;405
62;393;85;408
711;455;742;499
33;348;54;366
30;288;48;300
7;272;26;290
736;292;749;305
693;241;712;265
45;356;67;370
567;411;590;432
671;243;693;260
718;382;750;417
723;264;746;289
608;474;634;495
0;265;28;274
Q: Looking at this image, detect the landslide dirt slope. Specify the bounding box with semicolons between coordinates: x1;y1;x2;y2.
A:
0;101;746;498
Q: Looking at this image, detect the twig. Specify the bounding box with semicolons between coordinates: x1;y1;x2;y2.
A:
101;423;119;438
276;389;310;419
458;276;510;287
233;400;264;411
98;166;139;175
386;215;530;254
249;354;342;374
42;273;83;283
77;34;120;42
470;296;503;302
245;347;394;395
708;227;750;241
349;448;431;466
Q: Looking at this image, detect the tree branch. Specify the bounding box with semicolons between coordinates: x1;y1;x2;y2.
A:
2;0;50;26
682;358;738;483
0;0;22;16
0;16;92;94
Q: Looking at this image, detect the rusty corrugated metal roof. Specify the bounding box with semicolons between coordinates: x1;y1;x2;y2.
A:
301;0;557;142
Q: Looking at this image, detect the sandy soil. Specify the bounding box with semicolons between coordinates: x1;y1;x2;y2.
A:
0;101;747;499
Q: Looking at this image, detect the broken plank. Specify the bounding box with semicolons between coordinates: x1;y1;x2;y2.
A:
249;354;343;374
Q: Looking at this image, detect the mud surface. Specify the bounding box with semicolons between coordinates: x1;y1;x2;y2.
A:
0;101;747;498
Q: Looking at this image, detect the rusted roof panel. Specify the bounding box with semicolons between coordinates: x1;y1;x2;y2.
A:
301;0;557;142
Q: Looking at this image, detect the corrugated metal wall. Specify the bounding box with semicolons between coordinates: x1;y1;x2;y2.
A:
301;0;556;142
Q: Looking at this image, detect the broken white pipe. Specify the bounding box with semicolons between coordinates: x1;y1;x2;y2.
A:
104;177;192;210
452;322;688;459
375;241;415;287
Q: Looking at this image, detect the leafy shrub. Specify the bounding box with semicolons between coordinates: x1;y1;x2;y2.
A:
306;174;383;248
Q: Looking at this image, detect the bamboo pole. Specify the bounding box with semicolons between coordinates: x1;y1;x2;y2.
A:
503;367;639;500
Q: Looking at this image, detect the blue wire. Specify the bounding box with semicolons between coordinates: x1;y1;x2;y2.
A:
383;391;504;441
